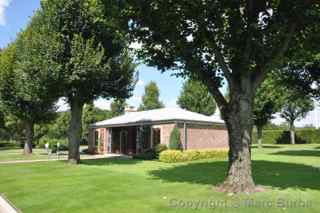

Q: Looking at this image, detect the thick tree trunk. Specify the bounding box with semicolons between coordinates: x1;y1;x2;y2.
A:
23;121;34;155
68;99;84;164
217;79;258;194
289;121;295;145
257;125;263;148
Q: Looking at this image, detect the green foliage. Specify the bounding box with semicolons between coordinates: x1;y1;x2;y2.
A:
133;144;168;160
0;140;20;149
138;81;164;111
38;137;68;151
154;144;167;155
252;129;320;144
133;149;157;160
125;1;319;111
110;99;127;117
177;79;216;116
254;76;284;128
159;149;228;163
169;127;181;150
280;96;314;126
39;0;137;105
37;0;137;161
0;17;59;125
82;104;112;138
46;111;70;139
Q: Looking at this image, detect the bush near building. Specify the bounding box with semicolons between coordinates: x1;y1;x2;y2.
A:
159;149;228;163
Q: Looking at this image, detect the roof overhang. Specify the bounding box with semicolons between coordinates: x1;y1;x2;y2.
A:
90;119;225;129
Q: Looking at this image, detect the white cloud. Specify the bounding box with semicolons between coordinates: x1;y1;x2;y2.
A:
0;0;12;26
56;98;69;112
136;79;144;87
94;98;112;110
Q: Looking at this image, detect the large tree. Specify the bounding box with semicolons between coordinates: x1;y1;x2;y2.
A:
38;0;136;163
138;81;164;111
124;1;319;193
0;19;59;154
178;79;216;116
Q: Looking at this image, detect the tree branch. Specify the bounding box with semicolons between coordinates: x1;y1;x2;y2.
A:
196;69;229;113
212;45;234;86
253;23;296;89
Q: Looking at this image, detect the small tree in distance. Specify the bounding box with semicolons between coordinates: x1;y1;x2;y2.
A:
111;99;127;117
138;81;164;111
280;97;314;144
178;79;216;116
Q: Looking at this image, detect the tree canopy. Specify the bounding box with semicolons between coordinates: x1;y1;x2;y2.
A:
178;79;216;116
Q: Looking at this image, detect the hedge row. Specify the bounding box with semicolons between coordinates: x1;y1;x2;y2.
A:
159;149;228;163
252;129;320;144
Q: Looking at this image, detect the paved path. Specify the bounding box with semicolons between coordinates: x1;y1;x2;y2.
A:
0;154;127;165
0;195;20;213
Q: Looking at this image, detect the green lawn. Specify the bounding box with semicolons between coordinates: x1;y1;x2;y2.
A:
0;144;319;213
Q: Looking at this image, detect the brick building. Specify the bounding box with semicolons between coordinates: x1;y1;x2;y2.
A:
88;108;228;154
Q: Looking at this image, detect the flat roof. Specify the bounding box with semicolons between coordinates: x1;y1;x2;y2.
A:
91;108;225;128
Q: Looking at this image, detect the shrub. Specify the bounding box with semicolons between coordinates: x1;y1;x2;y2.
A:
133;149;157;160
38;137;68;152
159;149;228;163
252;129;320;144
169;127;182;150
0;140;20;149
275;131;306;144
154;144;167;156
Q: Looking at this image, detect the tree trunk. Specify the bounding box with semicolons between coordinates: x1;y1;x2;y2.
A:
68;98;84;164
217;80;257;194
257;125;263;148
289;121;295;145
23;121;34;155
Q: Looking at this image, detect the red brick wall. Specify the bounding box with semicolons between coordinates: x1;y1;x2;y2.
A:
179;124;229;150
153;124;176;146
96;128;109;154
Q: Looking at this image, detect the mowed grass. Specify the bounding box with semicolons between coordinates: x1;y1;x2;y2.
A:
0;144;319;213
0;149;54;161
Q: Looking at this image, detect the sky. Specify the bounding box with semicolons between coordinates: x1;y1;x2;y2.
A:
1;0;319;128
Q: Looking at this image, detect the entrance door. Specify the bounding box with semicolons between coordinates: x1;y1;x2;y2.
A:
153;128;161;146
120;130;128;154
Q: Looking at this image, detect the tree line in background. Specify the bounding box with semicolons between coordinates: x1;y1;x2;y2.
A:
0;0;319;194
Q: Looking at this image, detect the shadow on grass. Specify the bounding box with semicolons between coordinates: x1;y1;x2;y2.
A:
81;157;142;166
251;145;282;149
149;160;320;190
271;150;320;157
